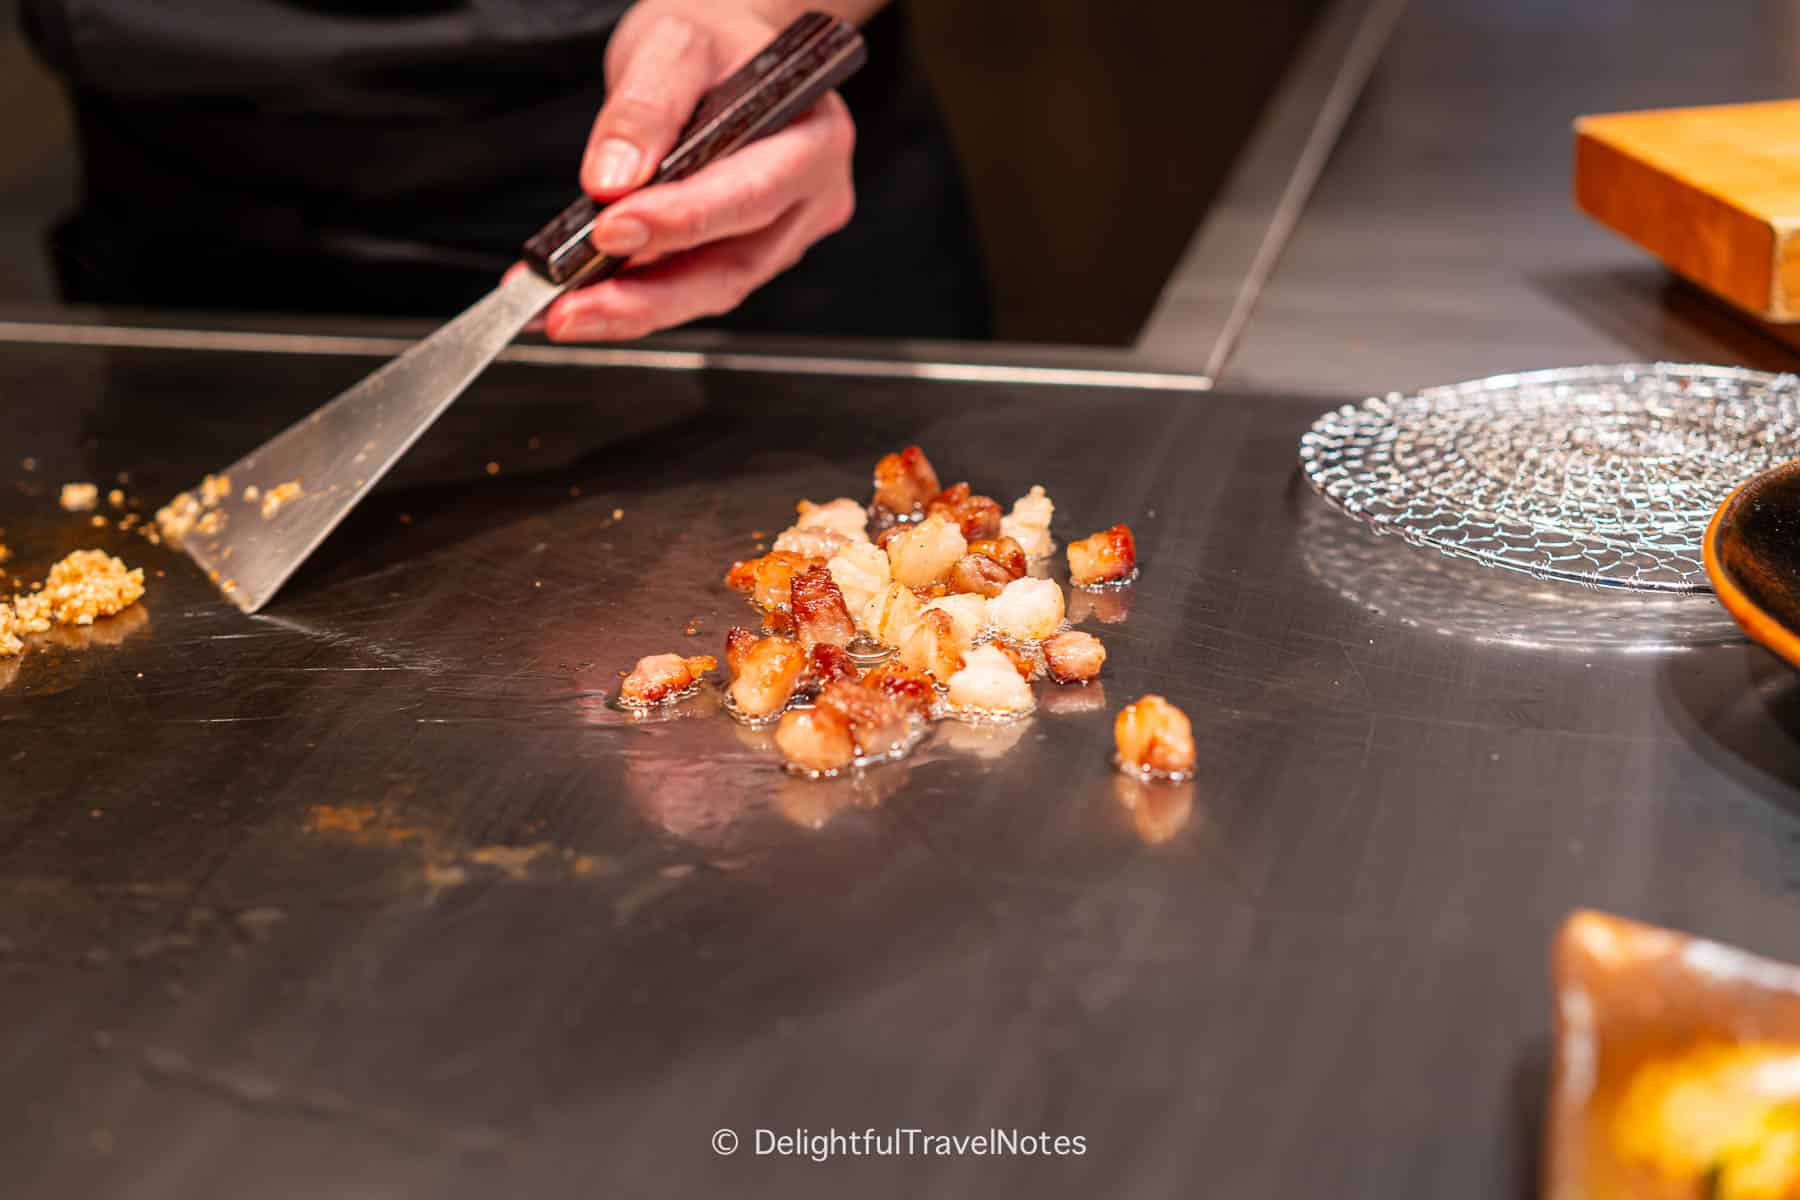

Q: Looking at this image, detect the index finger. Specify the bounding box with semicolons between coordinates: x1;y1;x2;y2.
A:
580;14;719;199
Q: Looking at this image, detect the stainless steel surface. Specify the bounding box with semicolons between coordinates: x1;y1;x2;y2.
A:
1302;363;1800;593
182;270;559;612
6;338;1800;1198
1138;0;1407;378
1222;0;1800;396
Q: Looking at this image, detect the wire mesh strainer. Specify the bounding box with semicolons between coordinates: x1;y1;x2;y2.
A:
1299;364;1800;593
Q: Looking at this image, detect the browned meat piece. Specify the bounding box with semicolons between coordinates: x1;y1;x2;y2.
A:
993;642;1038;681
931;481;970;507
724;550;815;611
619;653;717;704
1114;694;1196;775
724;626;760;677
756;550;817;610
774;705;856;773
926;482;1004;541
860;662;938;721
805;643;858;688
886;515;967;587
772;525;852;561
1067;585;1132;625
967;536;1027;580
762;609;798;636
815;679;914;758
898;607;965;683
728;635;808;718
1068;524;1138;586
1042;630;1106;683
948;553;1014;598
724;558;757;593
871;445;940;515
790;565;856;649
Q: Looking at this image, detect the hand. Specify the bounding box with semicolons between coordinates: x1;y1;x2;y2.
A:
539;2;858;342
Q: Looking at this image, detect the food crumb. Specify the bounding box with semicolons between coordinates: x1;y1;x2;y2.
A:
59;483;99;512
399;513;413;525
107;488;125;509
306;804;376;834
423;863;469;888
569;486;582;498
527;436;542;451
261;481;302;519
89;515;107;528
242;484;260;503
485;461;500;476
152;491;201;545
199;474;232;507
612;508;624;520
20;457;37;473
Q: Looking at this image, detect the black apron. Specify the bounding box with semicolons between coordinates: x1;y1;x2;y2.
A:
19;2;991;339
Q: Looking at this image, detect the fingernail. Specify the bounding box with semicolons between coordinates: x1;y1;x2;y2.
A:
593;217;650;257
592;139;642;192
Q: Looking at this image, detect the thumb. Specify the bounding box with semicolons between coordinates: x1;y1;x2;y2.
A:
581;14;719;199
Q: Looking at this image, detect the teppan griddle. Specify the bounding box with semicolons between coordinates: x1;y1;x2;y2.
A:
2;335;1798;1199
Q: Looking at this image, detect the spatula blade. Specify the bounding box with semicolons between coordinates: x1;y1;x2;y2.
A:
174;11;866;614
180;269;559;614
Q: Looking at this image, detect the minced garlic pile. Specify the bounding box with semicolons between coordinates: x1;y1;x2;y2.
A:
0;549;146;658
0;601;19;658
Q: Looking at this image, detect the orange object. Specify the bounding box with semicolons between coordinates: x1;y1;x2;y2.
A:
1546;911;1800;1200
1575;100;1800;322
1704;458;1800;670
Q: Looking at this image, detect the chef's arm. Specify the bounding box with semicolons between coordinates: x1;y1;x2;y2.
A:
538;0;889;342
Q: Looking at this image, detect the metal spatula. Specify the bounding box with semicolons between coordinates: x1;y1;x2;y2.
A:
177;11;865;614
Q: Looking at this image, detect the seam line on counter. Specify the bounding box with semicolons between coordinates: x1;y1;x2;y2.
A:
0;321;1214;393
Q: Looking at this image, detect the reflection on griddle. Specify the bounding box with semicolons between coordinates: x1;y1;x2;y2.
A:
1298;496;1740;652
1113;774;1195;845
37;601;151;651
937;715;1034;760
1;603;152;693
730;719;780;755
1067;584;1133;626
774;769;905;831
607;683;724;724
1041;680;1107;716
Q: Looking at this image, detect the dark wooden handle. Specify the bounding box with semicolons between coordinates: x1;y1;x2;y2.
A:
521;11;867;288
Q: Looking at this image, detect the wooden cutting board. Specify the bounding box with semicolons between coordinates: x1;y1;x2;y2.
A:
1576;99;1800;324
